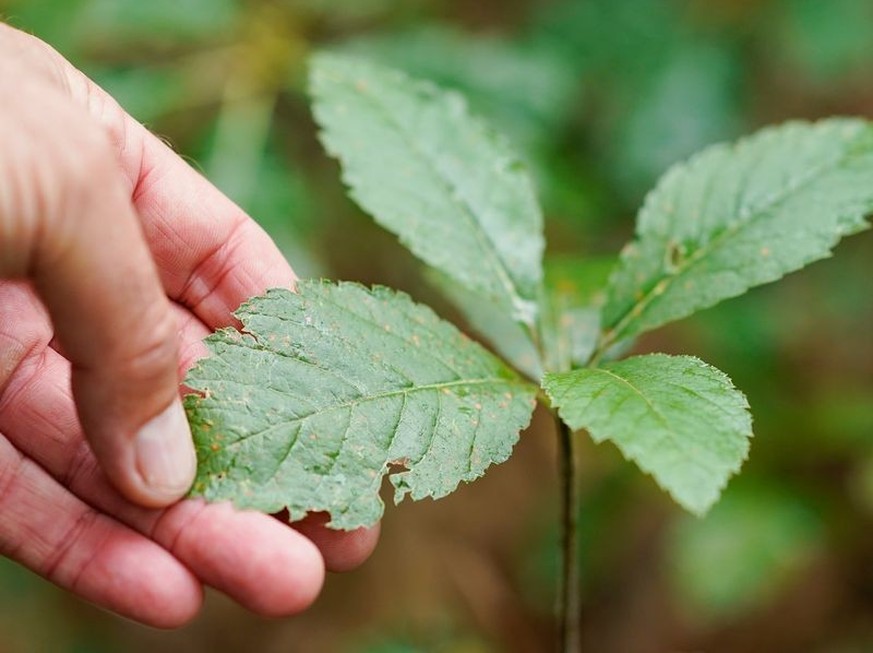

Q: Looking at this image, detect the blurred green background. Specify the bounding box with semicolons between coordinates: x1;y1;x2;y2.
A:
0;0;871;651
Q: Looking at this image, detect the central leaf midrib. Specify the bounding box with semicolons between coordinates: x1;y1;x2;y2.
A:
582;367;723;476
224;376;529;450
603;134;868;344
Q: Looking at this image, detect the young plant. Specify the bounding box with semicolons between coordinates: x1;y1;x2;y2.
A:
183;54;873;651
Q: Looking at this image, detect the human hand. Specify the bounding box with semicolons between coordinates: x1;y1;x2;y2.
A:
0;23;378;627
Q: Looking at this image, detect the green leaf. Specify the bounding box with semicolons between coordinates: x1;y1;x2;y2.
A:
309;53;545;326
429;257;617;380
340;25;578;153
600;119;873;348
427;271;544;381
541;256;615;370
545;256;615;307
543;354;753;514
669;482;823;621
185;282;538;530
539;301;599;374
773;0;873;83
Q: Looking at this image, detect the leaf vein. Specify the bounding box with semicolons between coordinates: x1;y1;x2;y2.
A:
347;79;529;318
605;136;868;346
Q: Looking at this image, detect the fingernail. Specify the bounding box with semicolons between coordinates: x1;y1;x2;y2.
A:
134;400;196;503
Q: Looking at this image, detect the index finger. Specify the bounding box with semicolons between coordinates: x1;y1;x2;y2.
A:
125;128;299;327
11;25;297;327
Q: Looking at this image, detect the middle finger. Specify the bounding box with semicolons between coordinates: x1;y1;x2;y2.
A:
0;292;325;616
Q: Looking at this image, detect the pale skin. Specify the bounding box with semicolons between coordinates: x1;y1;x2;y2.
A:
0;24;379;627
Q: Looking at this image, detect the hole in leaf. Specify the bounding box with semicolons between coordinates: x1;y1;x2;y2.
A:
387;458;410;474
666;240;686;271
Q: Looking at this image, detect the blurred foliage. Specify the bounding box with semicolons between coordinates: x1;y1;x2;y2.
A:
772;0;873;84
668;481;824;622
0;0;871;651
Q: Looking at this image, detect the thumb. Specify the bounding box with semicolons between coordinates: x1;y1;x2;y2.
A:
0;79;196;507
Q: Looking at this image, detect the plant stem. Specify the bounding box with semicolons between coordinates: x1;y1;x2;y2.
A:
555;412;581;652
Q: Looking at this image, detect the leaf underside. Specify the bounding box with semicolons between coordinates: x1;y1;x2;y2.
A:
544;354;753;515
540;257;614;372
185;282;538;530
309;52;545;326
426;271;544;381
602;118;873;345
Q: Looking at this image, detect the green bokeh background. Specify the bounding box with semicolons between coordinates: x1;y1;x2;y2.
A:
0;1;871;651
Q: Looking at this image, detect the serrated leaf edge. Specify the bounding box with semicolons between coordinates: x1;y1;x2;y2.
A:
543;354;753;515
600;118;873;350
309;53;545;326
186;280;539;529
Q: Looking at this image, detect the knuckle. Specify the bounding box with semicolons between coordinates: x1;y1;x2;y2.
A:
37;116;119;265
0;101;47;273
42;508;102;585
76;75;130;160
178;214;250;310
0;37;131;273
113;308;180;386
52;120;117;202
0;24;131;154
59;439;99;490
0;85;117;264
0;327;50;402
0;284;52;410
0;27;69;98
